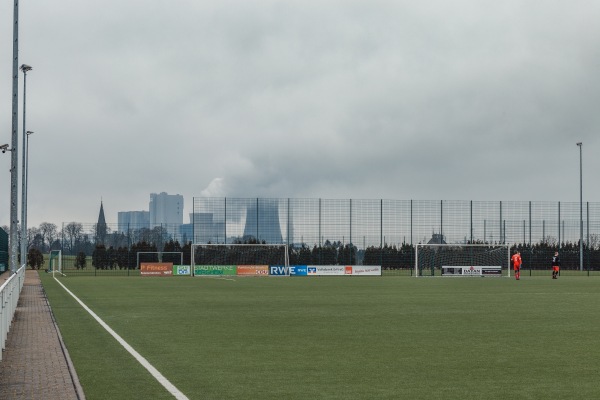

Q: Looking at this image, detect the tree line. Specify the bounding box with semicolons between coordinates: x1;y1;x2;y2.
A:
3;222;599;271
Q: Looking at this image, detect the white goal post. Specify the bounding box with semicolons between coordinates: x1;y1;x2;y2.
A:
49;250;65;277
415;244;510;277
191;243;290;276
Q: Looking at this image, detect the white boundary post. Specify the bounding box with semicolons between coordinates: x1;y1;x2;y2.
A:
507;246;511;278
50;250;62;278
414;244;419;277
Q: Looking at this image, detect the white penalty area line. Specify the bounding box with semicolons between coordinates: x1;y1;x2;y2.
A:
53;276;189;400
214;277;236;281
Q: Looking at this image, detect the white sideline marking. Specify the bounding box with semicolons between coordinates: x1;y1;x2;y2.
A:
53;277;189;400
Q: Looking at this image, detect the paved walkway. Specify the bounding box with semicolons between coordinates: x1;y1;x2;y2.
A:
0;269;85;399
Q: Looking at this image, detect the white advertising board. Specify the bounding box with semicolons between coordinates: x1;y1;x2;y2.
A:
348;266;381;276
307;266;346;276
305;265;382;276
442;266;502;276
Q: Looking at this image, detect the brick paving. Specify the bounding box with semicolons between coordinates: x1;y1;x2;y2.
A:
0;270;85;399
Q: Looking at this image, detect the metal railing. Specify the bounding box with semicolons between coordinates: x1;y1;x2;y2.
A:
0;265;26;361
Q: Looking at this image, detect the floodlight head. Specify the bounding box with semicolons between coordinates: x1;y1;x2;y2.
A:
576;142;582;146
26;131;34;136
20;64;32;72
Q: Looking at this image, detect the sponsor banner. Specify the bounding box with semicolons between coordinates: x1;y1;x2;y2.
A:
270;265;289;276
307;266;346;276
141;262;173;277
237;265;269;276
349;266;382;276
441;267;462;276
462;266;482;276
482;266;502;276
194;265;237;276
442;266;502;276
285;265;382;276
289;265;307;276
173;265;191;276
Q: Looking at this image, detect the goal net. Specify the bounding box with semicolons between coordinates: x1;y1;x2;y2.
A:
49;250;64;276
191;244;289;277
415;244;510;277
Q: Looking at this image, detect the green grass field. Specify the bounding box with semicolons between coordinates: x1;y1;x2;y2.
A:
39;273;600;400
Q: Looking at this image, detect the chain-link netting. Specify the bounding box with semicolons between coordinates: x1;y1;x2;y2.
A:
40;198;600;275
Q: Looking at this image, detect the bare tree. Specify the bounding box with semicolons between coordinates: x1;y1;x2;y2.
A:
27;226;39;251
589;234;600;251
63;222;84;255
39;222;58;251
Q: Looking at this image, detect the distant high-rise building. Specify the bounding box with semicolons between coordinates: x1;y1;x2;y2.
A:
190;212;226;243
118;211;150;233
243;200;283;244
149;193;184;238
149;192;184;226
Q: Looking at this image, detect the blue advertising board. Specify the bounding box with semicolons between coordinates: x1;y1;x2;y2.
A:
289;265;308;276
269;265;289;276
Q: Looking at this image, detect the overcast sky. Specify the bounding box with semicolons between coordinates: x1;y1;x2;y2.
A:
1;1;599;228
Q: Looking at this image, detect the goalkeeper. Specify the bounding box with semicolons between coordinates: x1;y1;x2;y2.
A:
551;251;561;279
511;250;522;280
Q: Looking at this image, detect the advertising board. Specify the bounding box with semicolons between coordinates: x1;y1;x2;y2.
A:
194;265;237;276
442;266;502;276
346;266;382;276
173;265;191;276
269;265;289;276
307;266;346;276
237;265;269;276
289;265;307;276
140;263;173;277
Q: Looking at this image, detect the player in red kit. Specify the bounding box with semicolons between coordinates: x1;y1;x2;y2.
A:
551;251;561;279
511;251;522;280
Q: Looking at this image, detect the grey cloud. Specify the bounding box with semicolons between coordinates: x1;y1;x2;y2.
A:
1;1;599;227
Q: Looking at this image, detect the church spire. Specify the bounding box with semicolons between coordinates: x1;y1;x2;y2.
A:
96;201;107;244
98;200;106;225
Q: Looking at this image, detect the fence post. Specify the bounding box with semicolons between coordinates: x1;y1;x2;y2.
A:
499;201;503;245
349;199;352;247
470;200;473;243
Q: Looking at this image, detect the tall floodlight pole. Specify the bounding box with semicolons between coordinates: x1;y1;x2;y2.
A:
20;65;32;267
25;131;33;244
9;0;20;275
21;130;34;266
576;142;583;271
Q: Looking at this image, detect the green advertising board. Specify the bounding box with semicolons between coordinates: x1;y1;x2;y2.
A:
0;228;8;273
194;265;237;276
173;265;191;276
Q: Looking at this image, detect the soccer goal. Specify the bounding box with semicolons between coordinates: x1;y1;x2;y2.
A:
415;244;510;277
49;250;65;277
191;243;289;277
